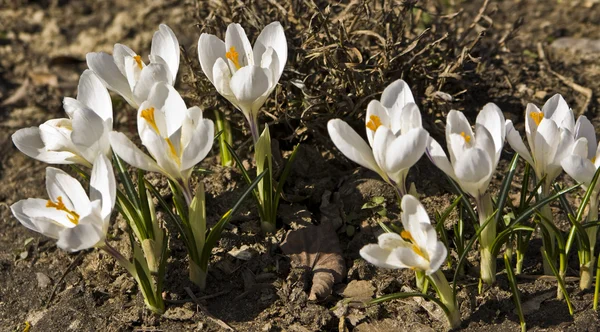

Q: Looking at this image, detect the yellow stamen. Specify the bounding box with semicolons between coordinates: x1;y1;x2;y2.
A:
165;138;180;165
225;46;241;69
133;55;143;70
530;112;544;126
460;131;471;143
366;115;383;132
401;230;428;260
141;107;159;133
46;196;80;225
592;156;596;164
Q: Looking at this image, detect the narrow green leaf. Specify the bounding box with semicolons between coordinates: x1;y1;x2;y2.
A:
576;166;600;222
495;154;519;227
504;253;526;331
137;170;154;239
368;292;451;317
542;249;574;315
113;153;140;209
273;143;300;215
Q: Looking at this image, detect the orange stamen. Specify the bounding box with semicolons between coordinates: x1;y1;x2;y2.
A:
133;55;143;70
225;46;241;69
46;196;80;225
366;115;383;132
460;131;471;143
530;112;544;126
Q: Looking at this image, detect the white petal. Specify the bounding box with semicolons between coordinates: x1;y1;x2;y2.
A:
211;58;234;100
525;103;541;153
392;102;422;136
575;115;596;159
474;124;498;167
229;65;271;110
12;127;80;165
77;70;112;121
401;194;432;229
372;126;395;176
393;247;430;271
198;33;227;84
113;44;137;76
533;118;560;178
562;154;596;186
380;79;415;111
327;119;382;175
425;137;456;180
505;120;534;166
360;244;406;269
140;128;181;180
109;132;162;173
544;94;574;132
11;199;64;239
384;128;429;182
225;23;254;71
151;24;180;81
547;128;575;184
153;83;187;136
476;103;505;161
56;219;103;252
378;232;409;250
446;110;474;163
365;100;390;147
45;167;90;213
90;154;116;220
71;106;106;163
132;63;172;107
181;119;214;171
426;242;447;275
124;55;144;92
254;22;287;81
86;52;134;106
453;148;492;197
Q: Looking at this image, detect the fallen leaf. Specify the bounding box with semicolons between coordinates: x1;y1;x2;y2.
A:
281;223;346;301
340;280;375;303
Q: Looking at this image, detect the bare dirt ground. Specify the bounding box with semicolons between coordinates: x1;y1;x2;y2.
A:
2;0;600;331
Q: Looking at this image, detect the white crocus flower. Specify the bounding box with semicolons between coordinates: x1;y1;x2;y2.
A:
426;104;505;199
10;154;116;252
87;24;180;108
505;94;575;190
360;195;447;275
12;70;113;168
109;82;214;201
198;22;287;141
562;115;600;290
327;80;429;196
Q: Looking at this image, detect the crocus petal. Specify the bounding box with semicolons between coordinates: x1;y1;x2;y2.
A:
45;167;90;213
89;154;116;220
372;126;395;178
140;127;181;179
380;79;415;111
392;103;422;136
426;241;448;275
446;110;474;163
378;232;410;249
132;63;173;107
229;65;271;113
505;120;534;166
474;124;498;167
11;199;65;239
113;43;137;76
425;137;456;180
360;244;407;269
198;33;227;84
525;103;541;153
77;70;113;121
56;219;103;252
546;128;575;184
254;22;287;81
12;127;80;165
151;24;180;81
533;118;560;177
157;83;187;136
212;57;234;97
476;103;505;162
181;119;214;171
225;23;254;71
384;128;429;180
575;115;596;159
70;106;106;163
393;247;430;272
562;154;596;186
86;52;134;106
327;119;382;175
453;148;492;197
365;100;390;147
544;94;574;132
109;132;162;173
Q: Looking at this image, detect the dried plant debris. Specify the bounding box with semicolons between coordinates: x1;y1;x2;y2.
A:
281;223;346;301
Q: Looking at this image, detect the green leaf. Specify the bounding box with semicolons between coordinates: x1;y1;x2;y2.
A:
273;143;300;215
542;249;573;315
368;292;451;318
113;153;140;209
504;253;526;331
495;154;519;227
576;166;600;222
137;170;154;239
198;170;267;270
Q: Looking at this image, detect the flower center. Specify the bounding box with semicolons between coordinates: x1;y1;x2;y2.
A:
46;196;80;225
366;115;382;132
401;230;428;261
460;131;471;143
133;55;143;70
225;46;241;70
530;112;544;126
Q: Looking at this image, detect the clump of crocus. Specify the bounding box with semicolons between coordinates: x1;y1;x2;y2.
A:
361;195;460;329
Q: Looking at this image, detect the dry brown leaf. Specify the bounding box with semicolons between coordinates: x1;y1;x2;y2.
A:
281;223;346;301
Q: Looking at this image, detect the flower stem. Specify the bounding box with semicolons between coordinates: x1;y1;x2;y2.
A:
189;259;207;290
214;109;233;166
476;193;496;285
429;270;461;329
581;195;599;290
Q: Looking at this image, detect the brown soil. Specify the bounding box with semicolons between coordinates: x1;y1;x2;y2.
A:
2;0;600;331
